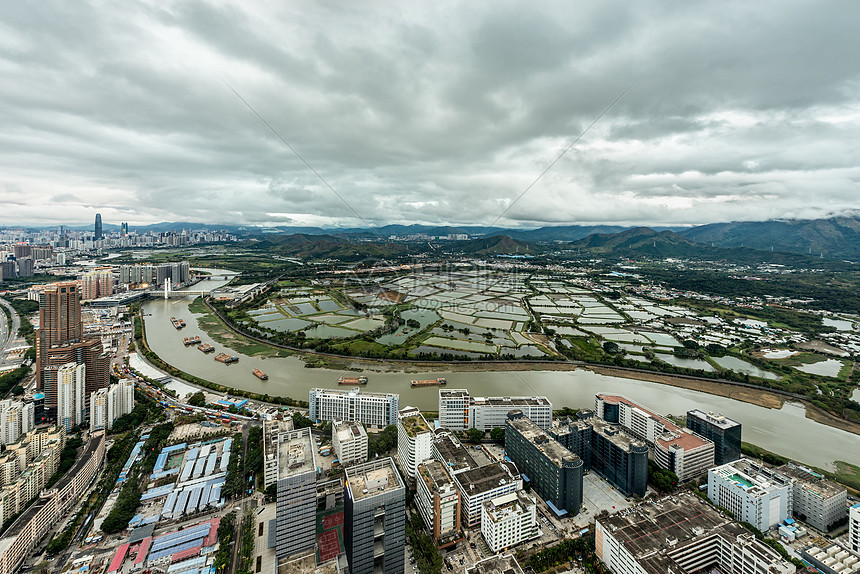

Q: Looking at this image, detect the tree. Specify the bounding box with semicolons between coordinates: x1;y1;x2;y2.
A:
10;385;23;396
188;391;206;406
292;412;314;429
602;341;621;355
464;428;484;443
490;427;505;443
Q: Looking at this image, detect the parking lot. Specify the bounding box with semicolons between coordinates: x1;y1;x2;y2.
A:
573;472;637;528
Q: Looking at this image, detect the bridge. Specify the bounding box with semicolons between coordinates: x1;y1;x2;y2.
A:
155;278;218;299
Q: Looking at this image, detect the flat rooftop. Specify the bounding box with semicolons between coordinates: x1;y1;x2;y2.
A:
399;408;431;437
655;428;711;451
278;428;317;479
418;460;455;493
346;458;404;501
687;409;741;429
588;418;648;452
472;395;550;407
712;459;792;491
597;394;679;433
278;551;339;574
599;492;783;574
440;389;469;399
454;462;516;497
778;463;846;498
433;431;477;472
483;491;534;523
508;416;579;467
311;387;397;399
335;420;366;443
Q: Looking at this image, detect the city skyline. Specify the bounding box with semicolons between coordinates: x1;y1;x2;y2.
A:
2;2;860;228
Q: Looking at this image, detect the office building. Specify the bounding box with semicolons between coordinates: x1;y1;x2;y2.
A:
551;416;649;498
16;259;33;278
708;459;793;532
53;362;85;432
120;222;128;236
37;282;83;367
452;462;522;528
309;388;399;428
432;430;479;476
801;543;860;574
397;406;432;479
778;463;847;532
439;389;552;431
596;491;795;574
262;419;293;490
415;460;461;548
332;420;368;468
849;503;860;553
686;410;742;465
94;213;103;240
344;458;405;574
480;491;540;554
505;411;583;516
596;394;714;481
274;428;318;559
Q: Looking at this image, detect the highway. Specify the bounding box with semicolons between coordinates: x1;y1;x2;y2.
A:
0;298;23;369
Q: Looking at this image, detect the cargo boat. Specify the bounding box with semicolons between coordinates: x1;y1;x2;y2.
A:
197;343;215;353
215;353;239;364
252;369;268;381
337;376;368;385
183;336;201;346
411;377;447;387
170;317;186;329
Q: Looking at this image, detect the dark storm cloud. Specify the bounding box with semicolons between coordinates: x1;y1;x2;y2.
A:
1;0;859;227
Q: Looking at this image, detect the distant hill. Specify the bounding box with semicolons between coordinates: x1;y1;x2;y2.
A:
456;235;540;255
680;214;860;260
489;224;633;242
248;233;408;260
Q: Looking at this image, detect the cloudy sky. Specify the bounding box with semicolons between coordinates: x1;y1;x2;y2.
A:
2;1;860;229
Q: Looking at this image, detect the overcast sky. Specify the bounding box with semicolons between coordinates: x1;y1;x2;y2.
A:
2;1;860;229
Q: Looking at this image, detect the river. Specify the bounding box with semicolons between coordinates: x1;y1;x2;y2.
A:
140;271;859;470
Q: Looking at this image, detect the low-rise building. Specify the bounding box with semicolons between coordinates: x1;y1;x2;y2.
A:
465;554;526;574
596;491;795;574
800;543;860;574
432;430;478;476
397;406;432;479
778;463;847;532
416;460;461;548
332;419;368;468
309;387;399;428
708;459;793;532
481;491;540;554
506;411;583;516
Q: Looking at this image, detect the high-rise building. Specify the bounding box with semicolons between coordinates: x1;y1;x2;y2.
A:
596;491;795;574
120;222;128;237
344;458;405;574
708;459;793;532
396;406;432;480
332;420;368;468
308;388;399;428
41;339;109;419
79;269;114;300
438;389;552;431
94;214;102;240
0;400;34;446
505;411;583;516
275;428;318;559
550;416;649;498
53;363;85;431
37;283;82;367
596;394;714;482
686;410;742;465
480;491;540;554
89;380;134;432
16;259;33;278
415;460;461;548
849;503;860;553
89;388;108;432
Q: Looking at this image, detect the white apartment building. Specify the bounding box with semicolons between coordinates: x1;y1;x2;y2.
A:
596;492;795;574
438;389;552;431
708;459;793;532
89;389;108;432
416;460;461;547
56;363;85;432
850;503;860;553
89;380;135;432
332;419;368;467
0;400;34;445
397;406;433;479
480;491;540;554
308;388;399;428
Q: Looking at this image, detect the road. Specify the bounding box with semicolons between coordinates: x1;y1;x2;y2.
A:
0;298;24;370
230;422;257;574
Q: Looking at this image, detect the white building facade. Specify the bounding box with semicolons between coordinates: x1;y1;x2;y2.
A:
308;388;399;428
332;420;368;467
708;460;793;532
396;406;433;479
850;503;860;553
439;389;552;431
56;363;85;432
480;491;539;554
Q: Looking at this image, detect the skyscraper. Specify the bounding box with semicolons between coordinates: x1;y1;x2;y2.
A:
120;222;128;236
94;213;103;240
37;282;108;420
